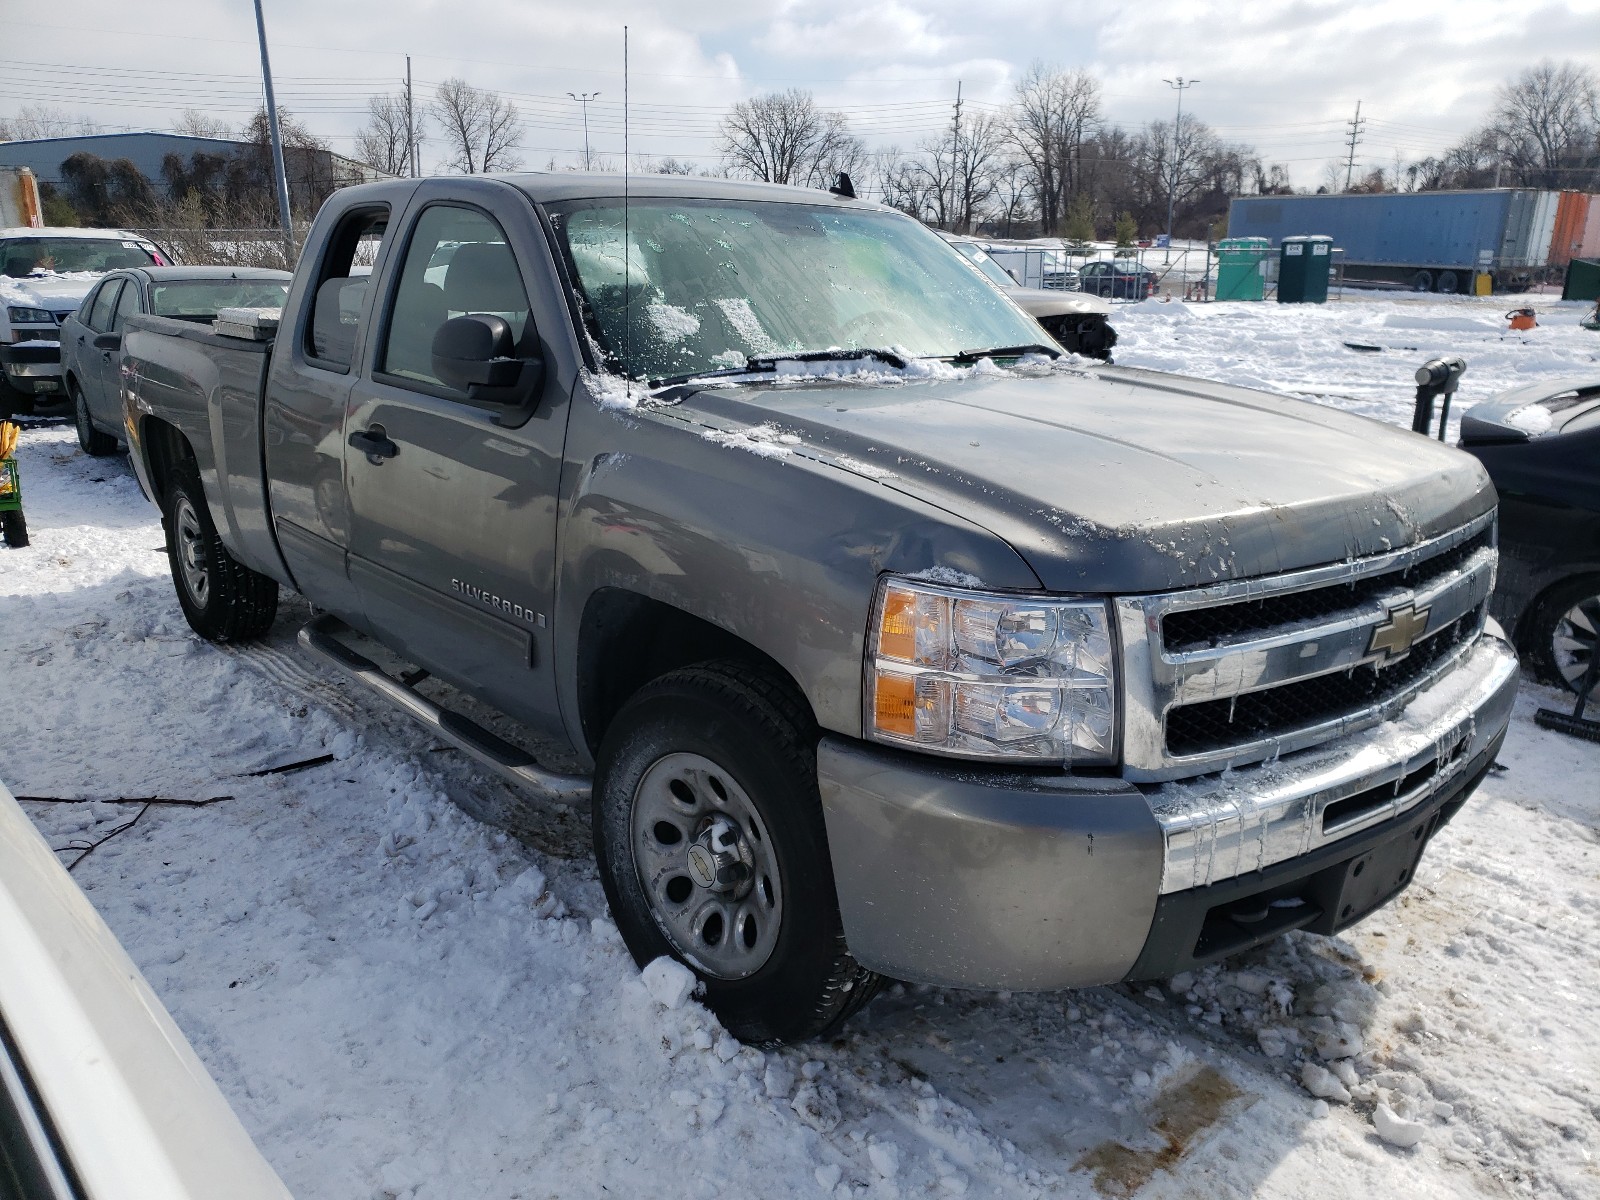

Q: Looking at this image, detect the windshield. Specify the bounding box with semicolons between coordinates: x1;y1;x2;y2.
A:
150;279;289;318
0;236;162;277
549;199;1043;382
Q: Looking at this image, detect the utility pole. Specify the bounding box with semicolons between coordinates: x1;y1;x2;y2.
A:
950;79;962;231
252;0;294;264
1162;76;1198;264
404;56;416;178
568;92;600;170
1343;100;1364;192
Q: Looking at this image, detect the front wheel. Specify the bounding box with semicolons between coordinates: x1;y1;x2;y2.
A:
594;662;882;1044
1523;576;1600;696
163;458;278;642
73;384;118;456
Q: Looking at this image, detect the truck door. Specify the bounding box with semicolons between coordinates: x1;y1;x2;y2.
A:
342;184;573;734
263;204;393;623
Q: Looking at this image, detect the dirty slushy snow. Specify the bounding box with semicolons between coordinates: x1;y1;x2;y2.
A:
3;291;1597;1198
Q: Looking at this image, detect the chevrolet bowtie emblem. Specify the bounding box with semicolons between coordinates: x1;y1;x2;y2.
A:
1370;602;1431;658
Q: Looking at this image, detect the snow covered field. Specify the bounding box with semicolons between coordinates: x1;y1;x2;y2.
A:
3;293;1598;1199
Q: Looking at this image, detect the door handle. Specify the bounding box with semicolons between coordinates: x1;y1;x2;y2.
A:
348;425;399;464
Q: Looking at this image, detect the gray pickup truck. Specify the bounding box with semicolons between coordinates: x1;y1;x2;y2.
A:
120;174;1518;1045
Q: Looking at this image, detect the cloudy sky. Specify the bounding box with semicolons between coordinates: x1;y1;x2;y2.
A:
6;0;1598;185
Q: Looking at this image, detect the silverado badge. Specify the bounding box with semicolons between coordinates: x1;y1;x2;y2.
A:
1369;602;1431;659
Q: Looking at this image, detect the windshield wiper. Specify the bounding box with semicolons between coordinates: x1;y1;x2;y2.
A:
747;348;909;370
649;348;910;389
950;344;1061;364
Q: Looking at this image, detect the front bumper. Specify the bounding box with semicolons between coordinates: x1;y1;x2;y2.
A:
0;342;63;392
818;633;1518;990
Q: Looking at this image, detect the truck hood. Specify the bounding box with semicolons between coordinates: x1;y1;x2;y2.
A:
2;273;98;314
671;365;1496;593
1007;286;1113;318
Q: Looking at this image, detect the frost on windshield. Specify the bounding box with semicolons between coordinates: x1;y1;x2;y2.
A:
551;199;1041;384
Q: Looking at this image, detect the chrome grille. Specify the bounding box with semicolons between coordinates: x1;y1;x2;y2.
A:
1115;512;1497;782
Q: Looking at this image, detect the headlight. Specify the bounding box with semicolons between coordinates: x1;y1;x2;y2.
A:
866;576;1118;764
7;306;54;324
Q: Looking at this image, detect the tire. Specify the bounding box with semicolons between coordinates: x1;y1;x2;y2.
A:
0;375;35;420
1437;271;1459;295
73;383;118;456
1;508;27;548
1411;271;1434;293
593;661;883;1045
1521;575;1600;697
163;457;278;642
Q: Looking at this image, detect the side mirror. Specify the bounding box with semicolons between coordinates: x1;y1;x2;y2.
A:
93;333;122;351
430;314;545;424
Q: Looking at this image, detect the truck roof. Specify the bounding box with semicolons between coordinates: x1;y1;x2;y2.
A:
113;266;293;281
327;172;879;214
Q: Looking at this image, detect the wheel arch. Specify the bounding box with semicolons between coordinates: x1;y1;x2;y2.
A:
135;415;195;505
574;587;815;759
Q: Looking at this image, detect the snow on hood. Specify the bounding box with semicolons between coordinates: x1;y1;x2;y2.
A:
0;271;102;313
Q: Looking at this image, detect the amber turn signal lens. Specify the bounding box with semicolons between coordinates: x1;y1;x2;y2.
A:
878;586;916;661
873;672;917;737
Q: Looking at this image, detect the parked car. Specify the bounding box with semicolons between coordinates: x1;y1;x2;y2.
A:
120;174;1515;1044
0;227;168;416
0;779;291;1199
62;267;290;455
1457;377;1600;695
940;234;1116;359
1079;258;1158;299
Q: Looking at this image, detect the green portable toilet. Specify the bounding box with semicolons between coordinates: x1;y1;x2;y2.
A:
1215;237;1269;301
1278;235;1333;303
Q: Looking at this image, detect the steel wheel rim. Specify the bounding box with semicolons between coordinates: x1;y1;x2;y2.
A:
1553;595;1600;694
174;494;209;606
631;751;783;980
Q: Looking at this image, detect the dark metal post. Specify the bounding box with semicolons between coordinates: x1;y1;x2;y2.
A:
253;0;294;263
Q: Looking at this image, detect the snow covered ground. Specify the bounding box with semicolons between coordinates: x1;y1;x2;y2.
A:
3;292;1598;1199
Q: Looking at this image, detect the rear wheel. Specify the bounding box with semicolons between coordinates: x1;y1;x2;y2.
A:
73;383;117;456
163;457;278;642
594;662;882;1044
1411;270;1434;293
1437;270;1460;294
1523;576;1600;697
0;508;27;548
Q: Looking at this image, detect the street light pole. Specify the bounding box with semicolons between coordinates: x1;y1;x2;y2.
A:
567;92;600;170
252;0;294;264
1162;76;1198;264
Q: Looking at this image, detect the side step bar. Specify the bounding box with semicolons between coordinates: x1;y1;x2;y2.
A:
297;614;592;805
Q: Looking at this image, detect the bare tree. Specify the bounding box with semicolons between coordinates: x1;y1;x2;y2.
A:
431;78;523;174
1486;60;1599;188
1008;64;1102;235
173;108;233;140
0;104;101;141
718;89;865;189
242;106;328;151
355;93;417;177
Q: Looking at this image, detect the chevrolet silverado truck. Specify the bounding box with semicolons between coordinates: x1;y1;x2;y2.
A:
119;174;1518;1045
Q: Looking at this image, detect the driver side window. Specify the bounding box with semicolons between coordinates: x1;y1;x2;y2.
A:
380;205;531;391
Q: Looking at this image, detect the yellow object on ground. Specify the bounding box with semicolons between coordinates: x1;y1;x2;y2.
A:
0;421;17;460
1473;273;1493;296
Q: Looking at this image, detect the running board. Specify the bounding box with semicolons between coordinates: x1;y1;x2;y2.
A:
297;614;592;805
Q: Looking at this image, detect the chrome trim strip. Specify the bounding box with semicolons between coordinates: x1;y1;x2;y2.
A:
1146;635;1517;894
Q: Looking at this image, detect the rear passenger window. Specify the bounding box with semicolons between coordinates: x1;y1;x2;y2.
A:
304;207;388;371
110;280;142;331
379;205;531;391
88;280;122;332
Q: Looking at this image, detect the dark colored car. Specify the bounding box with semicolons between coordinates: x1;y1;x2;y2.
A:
1079;259;1157;300
1458;378;1600;695
61;266;290;455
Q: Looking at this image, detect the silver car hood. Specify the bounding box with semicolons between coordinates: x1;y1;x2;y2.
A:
674;365;1496;593
1007;285;1113;318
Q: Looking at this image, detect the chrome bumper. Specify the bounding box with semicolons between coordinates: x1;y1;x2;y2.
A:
818;633;1517;991
1150;634;1518;894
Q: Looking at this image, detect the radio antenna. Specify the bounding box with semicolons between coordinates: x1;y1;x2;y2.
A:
623;24;631;402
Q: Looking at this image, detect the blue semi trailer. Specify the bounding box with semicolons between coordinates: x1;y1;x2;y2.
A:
1228;189;1562;293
